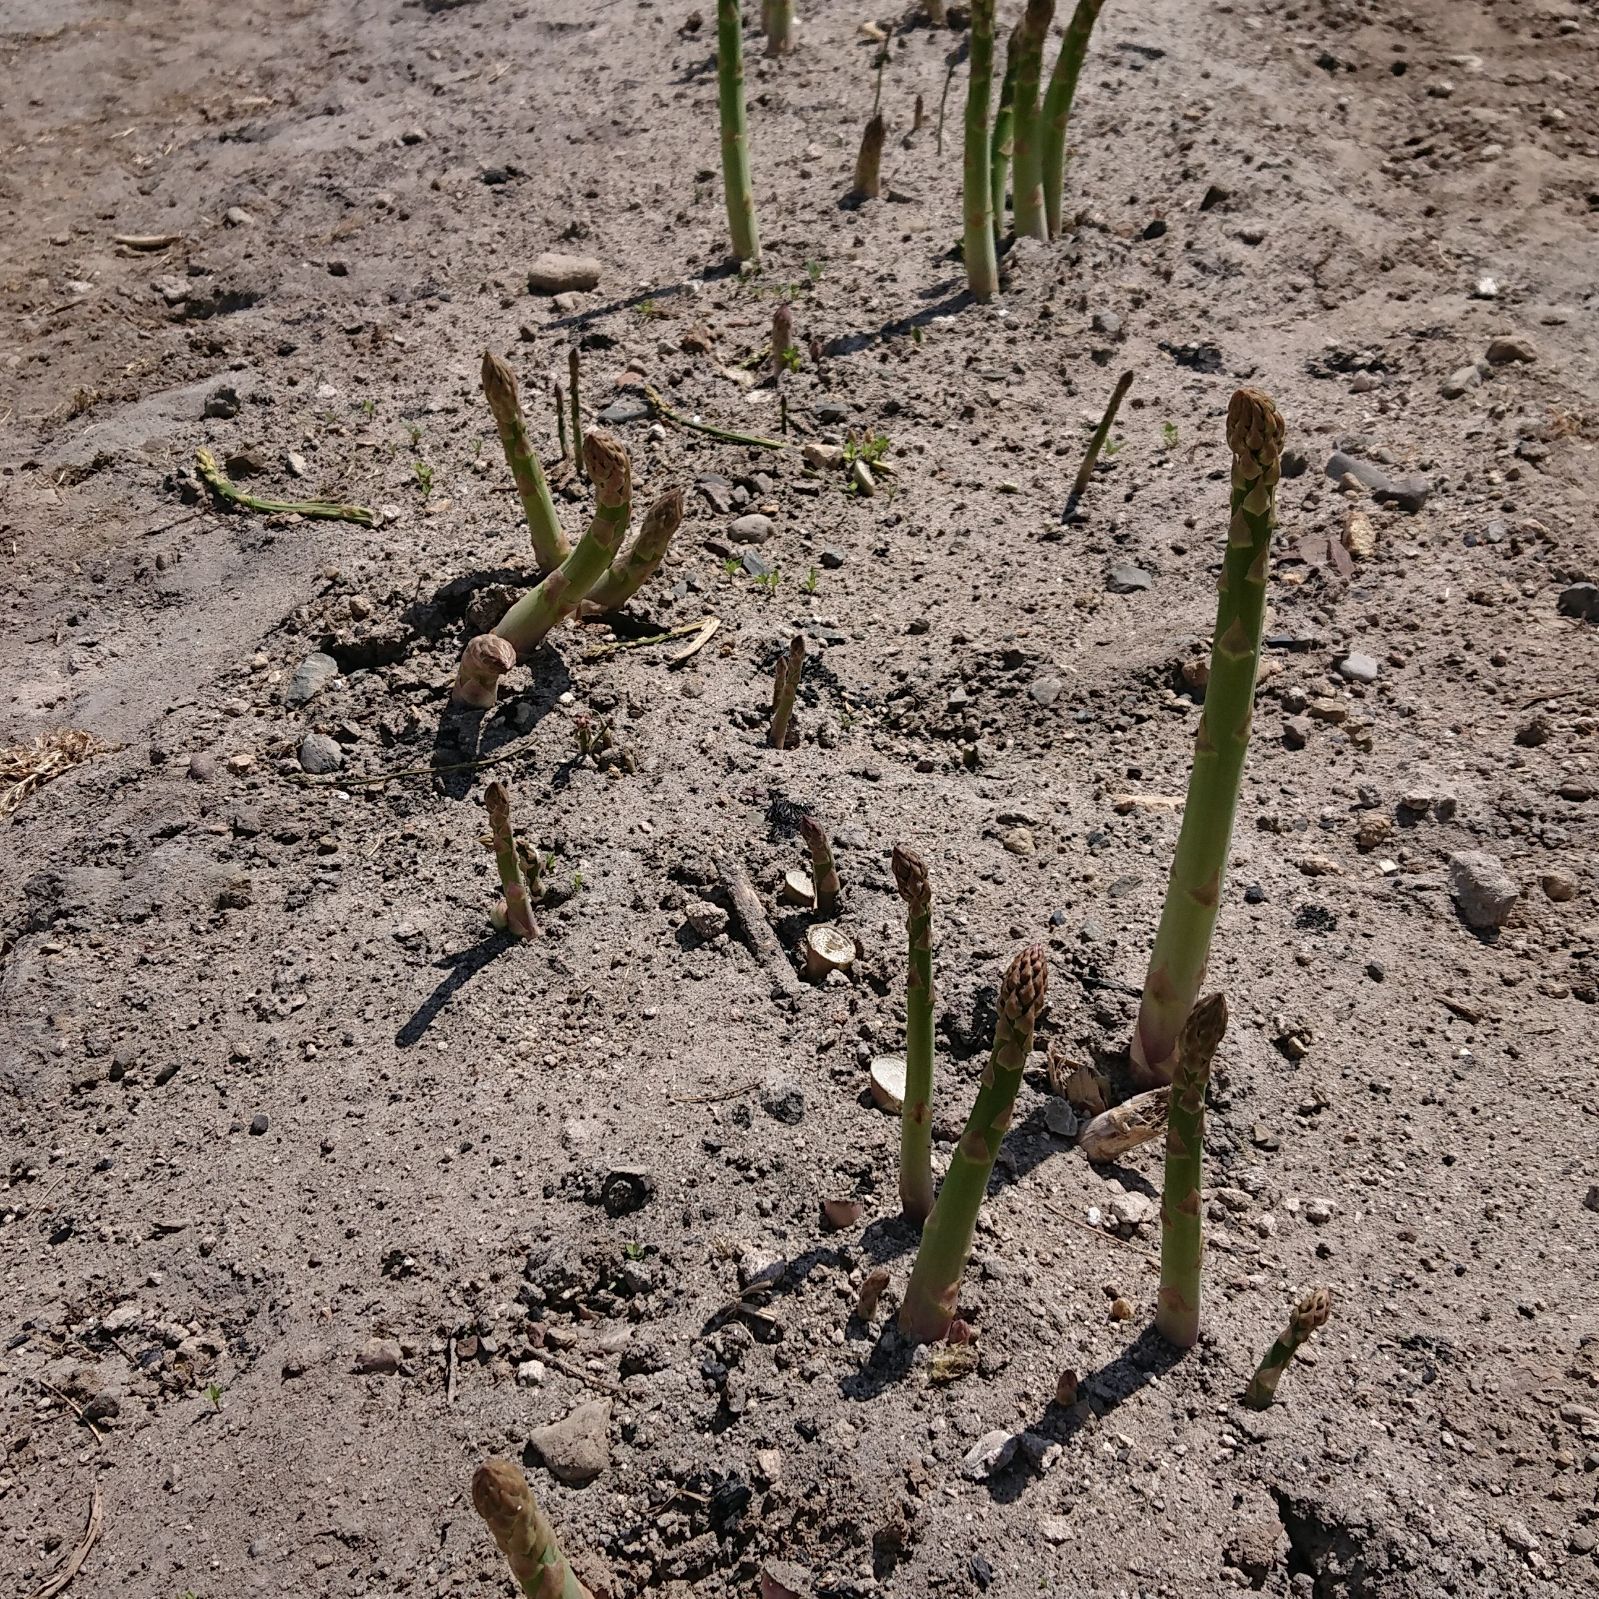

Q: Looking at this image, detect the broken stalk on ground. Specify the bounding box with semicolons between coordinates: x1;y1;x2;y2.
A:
472;1458;593;1599
716;0;761;263
892;846;936;1225
194;448;377;527
644;384;789;450
1244;1289;1332;1409
482;351;569;571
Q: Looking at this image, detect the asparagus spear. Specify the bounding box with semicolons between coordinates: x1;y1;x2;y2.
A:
801;815;840;915
716;0;761;263
1244;1289;1331;1410
1040;0;1106;239
851;112;886;202
765;0;793;54
481;351;569;573
567;348;584;479
770;302;795;379
891;846;936;1225
899;945;1048;1340
990;26;1019;241
1009;0;1056;240
585;486;685;612
1154;992;1227;1348
472;1458;593;1599
961;0;999;299
554;381;569;461
485;780;537;938
1130;388;1282;1085
1068;368;1134;503
452;431;632;708
769;634;804;749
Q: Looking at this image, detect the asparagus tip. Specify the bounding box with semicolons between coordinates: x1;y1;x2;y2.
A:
890;844;930;911
1000;942;1049;1028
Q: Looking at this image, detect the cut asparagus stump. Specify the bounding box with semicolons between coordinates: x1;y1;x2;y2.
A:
800;815;840;915
481;351;569;572
1131;388;1283;1085
1244;1289;1332;1410
472;1458;593;1599
1009;0;1055;240
768;634;804;748
891;846;936;1225
961;0;1000;299
1154;992;1228;1348
716;0;761;263
803;924;856;980
899;945;1049;1341
485;780;537;938
584;486;686;612
1040;0;1107;239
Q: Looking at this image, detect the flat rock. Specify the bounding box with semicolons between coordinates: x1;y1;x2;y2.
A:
298;732;345;774
1449;850;1519;929
1337;651;1380;684
285;651;339;707
1375;474;1430;514
962;1429;1019;1480
597;395;649;424
1105;563;1152;594
527;252;602;294
529;1399;611;1485
1441;362;1485;399
729;513;775;544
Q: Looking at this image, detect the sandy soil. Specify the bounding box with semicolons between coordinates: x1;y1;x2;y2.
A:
3;0;1598;1595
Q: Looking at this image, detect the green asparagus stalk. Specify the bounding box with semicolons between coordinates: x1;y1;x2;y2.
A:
770;302;794;379
452;431;633;708
485;780;537;938
801;815;840;915
768;634;804;749
891;846;936;1226
851;112;886;202
961;0;999;299
472;1458;593;1599
1040;0;1106;240
554;381;569;461
990;26;1019;242
899;945;1048;1341
1244;1289;1332;1410
1009;0;1056;241
482;351;569;573
936;39;967;157
716;0;761;264
764;0;793;54
1154;992;1227;1348
567;348;584;480
1130;388;1282;1085
584;486;685;612
1069;368;1134;503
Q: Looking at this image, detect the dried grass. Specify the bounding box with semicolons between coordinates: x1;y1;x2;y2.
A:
0;728;115;820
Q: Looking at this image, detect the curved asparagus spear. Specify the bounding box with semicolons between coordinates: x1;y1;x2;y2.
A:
452;431;632;707
1244;1289;1331;1410
1130;389;1282;1085
990;26;1019;241
472;1458;593;1599
585;486;685;612
485;780;537;938
1154;992;1227;1348
962;0;999;299
768;634;804;749
899;945;1048;1340
1010;0;1056;240
801;815;840;915
482;351;569;572
716;0;761;263
891;846;936;1226
1040;0;1106;239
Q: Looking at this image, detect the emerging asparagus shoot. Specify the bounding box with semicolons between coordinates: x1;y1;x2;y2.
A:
892;846;936;1225
770;302;795;379
482;351;569;572
800;815;840;915
485;780;538;938
716;0;761;263
1040;0;1107;239
1069;368;1134;503
768;634;804;748
1009;0;1055;240
472;1458;594;1599
961;0;1000;299
1154;992;1227;1348
851;113;886;202
1244;1289;1332;1410
1131;388;1282;1085
899;945;1048;1341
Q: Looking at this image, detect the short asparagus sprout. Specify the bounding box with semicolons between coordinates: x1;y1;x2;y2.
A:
768;634;804;749
472;1457;594;1599
770;302;795;379
481;351;569;572
899;944;1049;1341
961;0;1000;299
800;815;839;915
484;780;537;939
1244;1289;1332;1410
1040;0;1107;239
891;846;935;1225
1154;992;1228;1349
1130;389;1283;1084
716;0;761;263
851;113;886;202
1009;0;1056;240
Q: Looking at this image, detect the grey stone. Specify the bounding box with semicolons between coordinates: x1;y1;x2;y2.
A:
819;546;846;569
760;1076;805;1125
740;550;774;580
1375;475;1431;514
814;400;849;424
297;733;345;774
285;651;339;707
1324;451;1388;491
962;1429;1019;1481
249;1112;269;1136
597;395;649;425
526;252;602;294
1105;563;1152;594
695;475;734;514
204;385;241;420
1557;583;1598;622
1090;310;1123;339
354;1336;402;1375
1449;851;1519;929
1337;651;1380;684
1030;676;1064;707
529;1399;611;1485
729;513;775;544
1108;1190;1155;1229
1441;363;1485;399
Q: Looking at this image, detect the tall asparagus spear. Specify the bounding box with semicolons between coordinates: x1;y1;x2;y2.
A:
716;0;761;264
961;0;999;299
485;780;538;938
899;945;1048;1340
891;846;936;1225
990;26;1020;242
1040;0;1106;239
1130;388;1282;1085
1244;1289;1331;1410
851;113;886;202
1009;0;1056;240
472;1458;594;1599
1154;993;1227;1348
482;352;569;572
585;486;686;612
453;430;633;708
801;815;840;915
769;634;804;748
